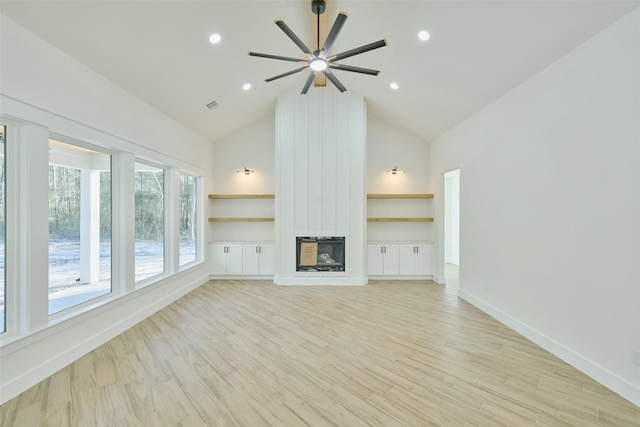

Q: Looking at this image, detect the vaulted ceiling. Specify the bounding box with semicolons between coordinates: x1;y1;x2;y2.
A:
2;1;638;143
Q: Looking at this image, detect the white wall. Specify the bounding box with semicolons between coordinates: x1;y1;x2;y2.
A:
211;115;275;195
367;115;433;243
444;169;460;265
367;115;431;194
210;115;275;242
430;9;640;406
0;15;214;403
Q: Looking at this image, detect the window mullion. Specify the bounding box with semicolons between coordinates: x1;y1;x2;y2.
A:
165;167;180;274
113;153;135;293
18;123;49;333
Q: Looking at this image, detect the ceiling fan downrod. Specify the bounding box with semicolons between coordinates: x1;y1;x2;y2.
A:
312;0;325;52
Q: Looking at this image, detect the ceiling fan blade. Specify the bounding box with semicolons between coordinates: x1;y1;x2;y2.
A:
329;39;388;62
275;19;314;57
329;63;380;76
322;70;347;93
321;12;348;57
265;66;309;82
249;52;306;63
301;72;316;94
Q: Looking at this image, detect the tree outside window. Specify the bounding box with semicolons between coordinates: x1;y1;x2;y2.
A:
135;162;165;282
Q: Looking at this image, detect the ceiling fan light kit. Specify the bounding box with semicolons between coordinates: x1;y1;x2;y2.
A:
248;0;387;94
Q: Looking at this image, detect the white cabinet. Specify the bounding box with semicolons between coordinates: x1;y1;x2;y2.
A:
210;243;243;275
399;243;432;275
210;242;274;277
243;243;275;275
368;242;433;278
367;244;399;275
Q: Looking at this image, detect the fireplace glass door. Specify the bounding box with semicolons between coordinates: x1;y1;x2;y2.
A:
296;237;345;272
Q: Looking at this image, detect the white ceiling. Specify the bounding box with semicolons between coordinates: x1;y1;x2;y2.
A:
2;1;639;143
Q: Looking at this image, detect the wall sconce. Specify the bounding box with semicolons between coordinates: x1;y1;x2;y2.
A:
387;166;405;175
236;167;254;175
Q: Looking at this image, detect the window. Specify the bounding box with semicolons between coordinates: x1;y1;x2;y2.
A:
135;161;165;282
1;116;204;344
0;126;5;332
48;139;112;315
179;173;197;266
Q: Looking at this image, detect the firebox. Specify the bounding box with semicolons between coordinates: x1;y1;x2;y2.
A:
296;236;345;272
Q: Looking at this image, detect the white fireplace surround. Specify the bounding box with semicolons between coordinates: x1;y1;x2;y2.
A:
274;89;367;285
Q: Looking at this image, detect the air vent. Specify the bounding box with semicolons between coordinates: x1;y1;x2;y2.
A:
205;100;219;110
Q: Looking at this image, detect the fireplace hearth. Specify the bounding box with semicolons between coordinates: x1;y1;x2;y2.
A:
296;237;345;272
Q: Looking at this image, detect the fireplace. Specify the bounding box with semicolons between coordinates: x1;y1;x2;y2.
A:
296;237;345;272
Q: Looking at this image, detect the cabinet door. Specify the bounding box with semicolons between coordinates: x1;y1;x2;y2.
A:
258;244;275;275
226;244;244;275
414;243;433;275
243;244;259;275
383;244;400;275
210;243;229;275
399;244;417;275
367;245;385;276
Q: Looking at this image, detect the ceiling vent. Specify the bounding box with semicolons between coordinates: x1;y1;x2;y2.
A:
205;100;219;110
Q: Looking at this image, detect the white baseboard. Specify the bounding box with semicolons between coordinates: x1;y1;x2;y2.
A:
0;275;209;405
458;289;640;408
367;275;434;281
433;275;447;285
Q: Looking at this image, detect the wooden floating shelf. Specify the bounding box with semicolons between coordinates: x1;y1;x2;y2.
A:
367;194;434;199
209;194;274;199
368;217;434;222
208;217;275;222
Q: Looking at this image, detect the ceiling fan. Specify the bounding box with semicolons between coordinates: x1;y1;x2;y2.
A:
249;0;387;94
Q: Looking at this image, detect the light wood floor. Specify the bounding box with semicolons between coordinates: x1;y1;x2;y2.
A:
1;280;638;426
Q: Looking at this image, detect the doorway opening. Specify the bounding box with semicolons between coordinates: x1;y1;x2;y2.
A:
444;169;460;290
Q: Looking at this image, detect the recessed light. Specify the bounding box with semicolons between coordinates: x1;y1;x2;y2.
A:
418;30;430;41
242;83;251;91
209;33;221;44
390;82;399;90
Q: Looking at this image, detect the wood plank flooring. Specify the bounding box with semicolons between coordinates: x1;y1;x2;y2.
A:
1;280;638;426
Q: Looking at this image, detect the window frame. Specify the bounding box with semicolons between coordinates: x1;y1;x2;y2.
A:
0;123;7;334
46;135;115;319
178;171;200;269
133;159;168;287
